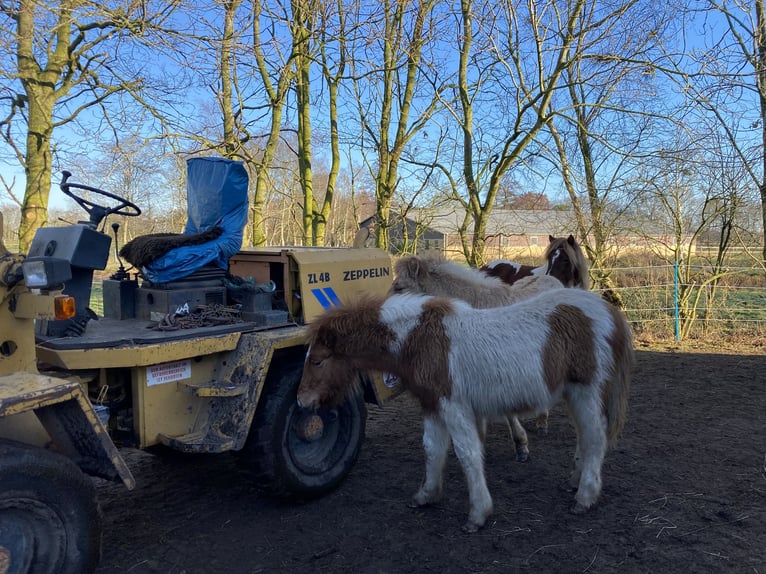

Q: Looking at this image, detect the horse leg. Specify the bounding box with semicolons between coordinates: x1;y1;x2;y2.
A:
410;414;450;508
477;417;489;443
533;411;549;435
506;415;530;462
565;389;608;513
564;410;583;491
441;403;493;533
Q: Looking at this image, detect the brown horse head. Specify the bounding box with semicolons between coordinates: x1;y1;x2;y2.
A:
297;337;358;409
545;235;590;289
389;253;447;295
298;297;395;408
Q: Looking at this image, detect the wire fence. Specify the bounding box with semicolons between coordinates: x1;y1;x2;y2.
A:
592;264;766;343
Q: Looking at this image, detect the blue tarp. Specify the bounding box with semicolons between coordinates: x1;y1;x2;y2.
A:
141;157;249;283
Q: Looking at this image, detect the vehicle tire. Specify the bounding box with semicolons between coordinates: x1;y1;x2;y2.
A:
0;440;101;574
237;362;367;499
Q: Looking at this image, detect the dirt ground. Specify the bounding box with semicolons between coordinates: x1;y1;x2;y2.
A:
93;348;766;574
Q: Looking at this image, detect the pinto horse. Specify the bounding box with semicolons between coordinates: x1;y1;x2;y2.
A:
482;234;590;434
482;234;590;289
389;254;564;462
297;289;634;533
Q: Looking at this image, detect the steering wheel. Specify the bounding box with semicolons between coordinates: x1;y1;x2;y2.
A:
59;170;141;227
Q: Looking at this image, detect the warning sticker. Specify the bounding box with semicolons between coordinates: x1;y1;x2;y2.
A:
146;360;191;386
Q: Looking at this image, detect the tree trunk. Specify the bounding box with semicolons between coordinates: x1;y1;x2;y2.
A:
18;91;55;252
250;1;294;246
220;0;243;157
297;53;315;245
757;0;766;265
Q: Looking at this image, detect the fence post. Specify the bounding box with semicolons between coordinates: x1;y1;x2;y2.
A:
674;260;680;341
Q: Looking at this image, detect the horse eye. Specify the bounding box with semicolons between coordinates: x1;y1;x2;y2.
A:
310;358;323;367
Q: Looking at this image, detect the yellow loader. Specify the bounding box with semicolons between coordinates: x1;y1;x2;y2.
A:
0;158;399;573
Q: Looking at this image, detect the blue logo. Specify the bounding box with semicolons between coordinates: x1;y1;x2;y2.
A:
311;288;342;309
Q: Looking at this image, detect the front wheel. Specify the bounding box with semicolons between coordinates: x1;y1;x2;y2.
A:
237;363;367;499
0;440;101;574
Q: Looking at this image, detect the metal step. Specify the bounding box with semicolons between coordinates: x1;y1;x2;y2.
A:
158;430;234;453
180;379;247;397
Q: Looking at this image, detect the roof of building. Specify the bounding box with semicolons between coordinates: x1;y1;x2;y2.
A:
413;207;577;236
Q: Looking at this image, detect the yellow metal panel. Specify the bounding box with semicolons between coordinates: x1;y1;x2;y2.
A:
0;372;79;416
244;328;307;408
10;292;58;320
132;357;210;449
0;410;50;447
0;371;135;489
1;287;39;375
289;248;393;323
35;332;242;370
0;314;38;375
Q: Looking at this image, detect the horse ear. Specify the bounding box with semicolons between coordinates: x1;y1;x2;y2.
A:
549;234;555;243
406;256;421;278
567;234;576;246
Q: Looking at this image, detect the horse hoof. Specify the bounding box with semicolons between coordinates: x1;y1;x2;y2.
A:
516;451;530;463
570;502;589;514
461;521;482;534
410;490;438;508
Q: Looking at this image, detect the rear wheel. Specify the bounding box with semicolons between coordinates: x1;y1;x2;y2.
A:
0;440;101;574
237;363;366;499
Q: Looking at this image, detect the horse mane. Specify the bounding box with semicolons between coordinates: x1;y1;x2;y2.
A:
305;294;386;348
392;253;562;309
545;234;590;290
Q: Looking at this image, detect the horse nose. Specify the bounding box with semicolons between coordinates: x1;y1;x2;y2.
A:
296;392;316;409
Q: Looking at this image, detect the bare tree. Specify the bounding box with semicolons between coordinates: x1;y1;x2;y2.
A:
311;0;349;246
426;0;588;266
348;0;441;251
247;0;298;246
86;139;182;243
674;0;766;266
631;125;752;339
0;0;179;251
543;0;676;303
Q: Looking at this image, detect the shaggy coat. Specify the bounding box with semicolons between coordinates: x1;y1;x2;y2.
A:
481;234;590;434
298;289;634;533
391;254;564;305
396;255;563;309
390;253;564;459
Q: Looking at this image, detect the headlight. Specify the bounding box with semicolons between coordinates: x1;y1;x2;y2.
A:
22;257;71;289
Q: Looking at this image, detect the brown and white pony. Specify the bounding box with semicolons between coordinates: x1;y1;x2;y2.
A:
389;254;564;461
297;290;634;533
482;234;590;434
482;234;590;290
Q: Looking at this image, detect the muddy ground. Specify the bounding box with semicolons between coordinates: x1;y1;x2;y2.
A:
94;349;766;574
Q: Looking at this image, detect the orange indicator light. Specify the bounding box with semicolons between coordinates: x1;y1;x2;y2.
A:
54;296;76;319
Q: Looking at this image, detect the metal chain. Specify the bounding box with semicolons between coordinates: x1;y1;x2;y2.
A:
152;303;242;331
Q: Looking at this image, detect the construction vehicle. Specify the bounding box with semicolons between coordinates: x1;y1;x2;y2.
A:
0;157;398;573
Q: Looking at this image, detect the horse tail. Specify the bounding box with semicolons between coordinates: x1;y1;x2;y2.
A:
603;305;634;446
